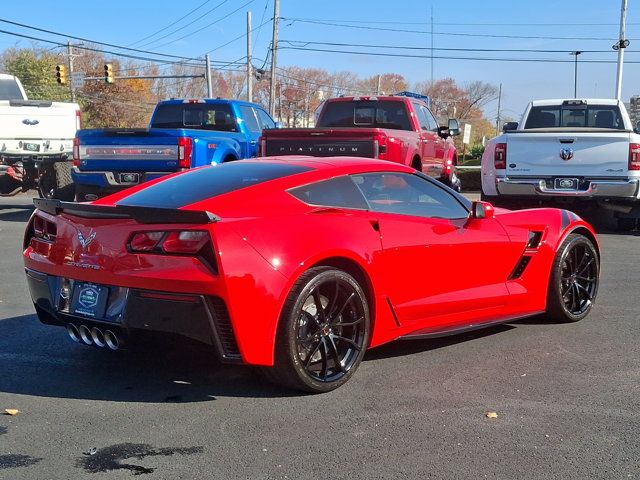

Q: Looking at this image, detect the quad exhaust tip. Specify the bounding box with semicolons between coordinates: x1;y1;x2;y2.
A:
66;323;120;351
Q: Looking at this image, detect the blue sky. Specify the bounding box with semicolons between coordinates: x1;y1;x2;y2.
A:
0;0;638;121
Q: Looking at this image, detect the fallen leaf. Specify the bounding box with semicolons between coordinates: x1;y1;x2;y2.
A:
4;409;20;416
485;411;498;419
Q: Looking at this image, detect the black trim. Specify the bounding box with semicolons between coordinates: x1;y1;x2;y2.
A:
509;256;532;280
33;198;219;224
561;209;571;230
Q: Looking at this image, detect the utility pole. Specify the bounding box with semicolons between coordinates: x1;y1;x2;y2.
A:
67;41;75;102
430;6;434;84
204;54;213;97
247;11;253;102
569;51;582;98
614;0;628;100
376;74;381;95
268;0;279;117
495;83;502;136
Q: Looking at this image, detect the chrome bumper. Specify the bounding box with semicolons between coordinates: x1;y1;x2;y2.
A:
496;178;640;198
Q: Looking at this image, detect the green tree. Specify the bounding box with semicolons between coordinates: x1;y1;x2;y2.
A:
2;48;70;101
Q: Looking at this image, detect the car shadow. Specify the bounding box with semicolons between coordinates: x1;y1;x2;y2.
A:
0;314;295;402
0;204;33;223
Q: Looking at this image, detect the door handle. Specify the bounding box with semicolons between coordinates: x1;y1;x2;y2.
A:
422;139;429;144
250;140;257;145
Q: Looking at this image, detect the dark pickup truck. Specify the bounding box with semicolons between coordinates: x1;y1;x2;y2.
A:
259;93;461;189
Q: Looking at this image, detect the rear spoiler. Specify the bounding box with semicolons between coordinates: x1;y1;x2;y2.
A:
33;198;219;224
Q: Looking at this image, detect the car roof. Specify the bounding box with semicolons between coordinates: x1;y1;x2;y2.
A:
530;98;621;107
157;98;265;108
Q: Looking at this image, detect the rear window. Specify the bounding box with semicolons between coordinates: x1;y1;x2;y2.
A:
118;162;312;208
524;105;625;130
151;103;238;132
0;78;23;100
318;100;413;130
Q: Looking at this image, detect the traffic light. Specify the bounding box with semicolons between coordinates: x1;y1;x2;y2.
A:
104;63;114;84
55;64;67;85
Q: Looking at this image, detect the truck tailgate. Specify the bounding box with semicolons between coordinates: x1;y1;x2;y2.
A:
0;101;78;140
263;128;378;157
506;132;631;178
78;129;183;172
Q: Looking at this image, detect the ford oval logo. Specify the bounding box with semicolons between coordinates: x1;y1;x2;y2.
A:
559;148;574;161
22;119;39;125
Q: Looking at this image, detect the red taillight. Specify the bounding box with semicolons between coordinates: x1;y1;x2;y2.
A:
75;109;82;130
630;143;640;171
178;137;193;168
128;230;209;255
494;143;507;169
72;138;80;167
32;215;57;242
375;132;388;158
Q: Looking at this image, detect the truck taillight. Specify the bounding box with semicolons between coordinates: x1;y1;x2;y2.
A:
494;143;507;169
374;132;388;158
259;136;266;157
630;143;640;171
72;138;80;167
75;109;82;130
177;137;193;168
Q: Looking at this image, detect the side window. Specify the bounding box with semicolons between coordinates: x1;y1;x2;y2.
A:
413;103;429;130
255;108;275;129
422;107;439;132
352;172;468;219
239;105;261;133
289;176;369;210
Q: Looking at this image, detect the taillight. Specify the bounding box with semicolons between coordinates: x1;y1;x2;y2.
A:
375;132;388;158
494;143;507;169
128;230;209;255
177;137;193;168
32;215;57;243
630;143;640;171
75;109;82;130
72;138;80;167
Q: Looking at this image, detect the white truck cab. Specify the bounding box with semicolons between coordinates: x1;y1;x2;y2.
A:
482;98;640;231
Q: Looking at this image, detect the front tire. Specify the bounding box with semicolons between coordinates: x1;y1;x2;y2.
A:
263;267;370;393
545;233;599;323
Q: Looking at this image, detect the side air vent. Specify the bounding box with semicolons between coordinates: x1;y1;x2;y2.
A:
526;231;543;249
208;297;240;359
509;256;532;280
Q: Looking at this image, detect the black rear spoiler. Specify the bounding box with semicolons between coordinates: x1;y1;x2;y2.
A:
33;198;219;224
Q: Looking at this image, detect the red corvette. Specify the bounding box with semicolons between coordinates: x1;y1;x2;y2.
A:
24;157;600;392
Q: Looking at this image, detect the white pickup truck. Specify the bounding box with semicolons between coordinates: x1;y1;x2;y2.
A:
0;73;81;200
481;98;640;231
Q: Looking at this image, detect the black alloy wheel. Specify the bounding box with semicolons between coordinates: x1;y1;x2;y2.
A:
264;267;370;393
546;233;599;322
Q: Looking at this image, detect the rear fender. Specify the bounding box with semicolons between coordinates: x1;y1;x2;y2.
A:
207;140;242;165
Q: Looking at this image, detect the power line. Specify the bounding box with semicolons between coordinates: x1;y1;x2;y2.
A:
279;46;640;63
129;0;213;47
253;0;270;55
279;40;636;54
279;17;640;27
0;17;201;61
151;0;258;49
280;18;634;41
136;0;231;49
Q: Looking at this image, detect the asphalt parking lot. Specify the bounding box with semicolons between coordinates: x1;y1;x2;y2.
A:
1;192;639;480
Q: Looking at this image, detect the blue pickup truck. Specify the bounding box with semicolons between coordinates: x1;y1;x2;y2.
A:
72;98;276;201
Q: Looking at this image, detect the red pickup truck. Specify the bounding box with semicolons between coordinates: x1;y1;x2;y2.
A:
259;94;461;190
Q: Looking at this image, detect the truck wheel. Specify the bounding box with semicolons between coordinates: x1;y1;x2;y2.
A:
616;217;638;232
38;162;75;201
545;233;599;323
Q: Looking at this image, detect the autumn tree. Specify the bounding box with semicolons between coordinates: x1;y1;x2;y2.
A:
1;48;69;101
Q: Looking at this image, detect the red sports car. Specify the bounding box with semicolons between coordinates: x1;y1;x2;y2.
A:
24;157;600;392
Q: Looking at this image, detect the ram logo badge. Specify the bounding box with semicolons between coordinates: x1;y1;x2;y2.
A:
559;148;574;161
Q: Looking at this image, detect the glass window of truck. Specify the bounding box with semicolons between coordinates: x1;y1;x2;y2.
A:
319;101;413;131
525;105;625;130
151;103;238;132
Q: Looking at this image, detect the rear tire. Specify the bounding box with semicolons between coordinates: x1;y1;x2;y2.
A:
261;267;370;393
38;161;75;201
545;233;599;323
616;217;638;232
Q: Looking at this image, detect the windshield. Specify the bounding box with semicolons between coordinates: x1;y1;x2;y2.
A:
524;104;625;130
318;100;413;130
0;78;24;100
151;103;238;132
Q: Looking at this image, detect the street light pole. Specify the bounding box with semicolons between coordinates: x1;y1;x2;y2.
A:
614;0;628;100
570;51;582;98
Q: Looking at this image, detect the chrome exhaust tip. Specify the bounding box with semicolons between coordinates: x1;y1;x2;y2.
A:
78;325;93;346
66;324;81;343
90;327;106;348
104;330;119;351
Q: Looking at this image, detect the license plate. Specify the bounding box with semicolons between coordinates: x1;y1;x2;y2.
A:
23;142;40;152
70;282;109;319
119;173;140;184
554;178;579;190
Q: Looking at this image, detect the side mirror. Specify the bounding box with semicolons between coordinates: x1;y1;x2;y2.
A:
447;118;460;136
274;121;283;129
437;126;450;138
634;121;640;134
471;201;495;220
502;121;519;132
